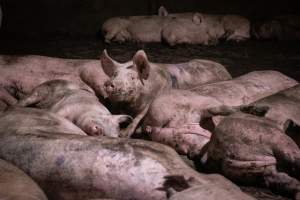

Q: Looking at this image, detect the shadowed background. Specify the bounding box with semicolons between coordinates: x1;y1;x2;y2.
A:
0;0;299;37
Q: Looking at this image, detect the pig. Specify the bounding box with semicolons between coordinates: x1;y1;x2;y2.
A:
0;107;87;136
0;132;256;200
252;15;300;40
143;71;298;158
244;84;300;146
0;54;109;104
0;158;48;200
143;90;234;158
127;15;171;43
161;14;217;46
102;14;171;43
101;49;231;136
203;112;300;200
17;80;132;137
101;17;132;43
160;6;250;45
221;14;251;42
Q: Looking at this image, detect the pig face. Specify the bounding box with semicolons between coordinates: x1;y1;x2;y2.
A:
102;17;131;43
101;50;150;104
77;112;132;137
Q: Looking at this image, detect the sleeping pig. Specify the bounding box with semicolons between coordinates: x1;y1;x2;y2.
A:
0;131;255;200
143;70;298;158
17;80;132;137
204;112;300;200
0;54;109;104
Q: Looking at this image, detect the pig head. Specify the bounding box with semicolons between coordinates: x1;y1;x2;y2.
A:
101;49;172;115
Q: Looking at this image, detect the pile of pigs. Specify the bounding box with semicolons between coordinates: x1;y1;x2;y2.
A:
102;6;300;45
0;7;300;200
0;49;299;200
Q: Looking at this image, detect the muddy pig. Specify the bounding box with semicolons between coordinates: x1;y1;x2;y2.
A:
101;49;231;136
0;158;48;200
0;107;86;136
0;54;109;103
244;84;300;146
160;6;250;45
17;80;132;137
204;112;300;200
0;131;255;200
143;70;298;158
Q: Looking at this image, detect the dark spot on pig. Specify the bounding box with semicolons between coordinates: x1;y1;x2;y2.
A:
240;105;270;117
126;65;134;69
285;120;300;148
56;156;65;166
200;117;215;132
170;75;178;88
157;175;190;193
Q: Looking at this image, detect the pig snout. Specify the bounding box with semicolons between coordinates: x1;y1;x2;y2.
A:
85;124;104;136
104;81;115;94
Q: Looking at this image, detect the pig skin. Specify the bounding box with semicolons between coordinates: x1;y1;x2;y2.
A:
17;80;132;137
0;132;255;200
0;158;48;200
204;112;300;199
101;49;231;136
0;55;109;103
143;71;298;158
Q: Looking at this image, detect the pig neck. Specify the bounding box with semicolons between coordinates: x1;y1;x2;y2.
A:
78;61;108;100
132;64;173;116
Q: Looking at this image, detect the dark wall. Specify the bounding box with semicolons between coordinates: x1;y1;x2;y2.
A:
0;0;299;38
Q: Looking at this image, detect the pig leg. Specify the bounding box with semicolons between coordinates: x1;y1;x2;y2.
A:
263;166;300;199
272;134;300;176
17;86;49;107
145;124;211;157
120;104;150;138
0;87;17;106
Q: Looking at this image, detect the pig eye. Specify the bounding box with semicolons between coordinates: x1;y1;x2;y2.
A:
112;72;118;78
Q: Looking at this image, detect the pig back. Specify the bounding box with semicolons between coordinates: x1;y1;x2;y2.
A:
164;59;231;89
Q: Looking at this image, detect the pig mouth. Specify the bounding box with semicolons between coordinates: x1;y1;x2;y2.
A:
107;89;136;102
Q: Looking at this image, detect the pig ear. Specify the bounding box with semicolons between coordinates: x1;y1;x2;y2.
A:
115;115;133;129
100;49;119;77
133;50;151;81
192;13;203;25
158;6;168;16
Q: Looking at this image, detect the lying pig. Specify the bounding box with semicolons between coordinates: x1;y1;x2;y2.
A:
203;112;300;200
252;15;300;40
0;158;48;200
0;54;109;103
102;15;170;43
102;17;132;43
244;84;300;146
0;132;255;200
0;107;86;136
143;70;298;158
161;14;217;46
127;15;171;43
17;80;132;137
101;49;231;136
160;6;250;45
